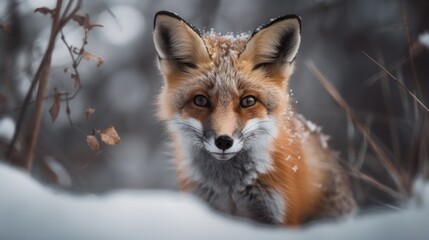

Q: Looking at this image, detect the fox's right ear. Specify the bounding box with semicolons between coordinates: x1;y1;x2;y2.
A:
239;15;301;78
153;11;211;74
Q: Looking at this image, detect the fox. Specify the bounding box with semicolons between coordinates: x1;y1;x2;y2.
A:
152;11;355;225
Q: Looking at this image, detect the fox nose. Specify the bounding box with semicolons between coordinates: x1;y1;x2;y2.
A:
215;135;234;150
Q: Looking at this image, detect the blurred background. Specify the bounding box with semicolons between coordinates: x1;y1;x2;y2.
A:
0;0;428;212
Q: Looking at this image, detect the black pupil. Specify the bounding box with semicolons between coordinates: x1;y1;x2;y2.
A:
195;95;208;107
242;96;255;107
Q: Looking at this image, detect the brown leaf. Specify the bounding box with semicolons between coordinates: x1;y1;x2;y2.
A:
34;7;54;15
86;135;100;152
72;14;88;27
83;13;91;29
49;88;61;122
72;13;103;30
100;126;120;145
84;107;95;120
71;73;80;88
80;50;105;67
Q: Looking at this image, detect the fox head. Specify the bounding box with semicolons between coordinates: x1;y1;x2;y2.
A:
153;11;301;180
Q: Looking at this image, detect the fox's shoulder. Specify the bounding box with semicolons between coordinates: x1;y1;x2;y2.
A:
293;114;356;220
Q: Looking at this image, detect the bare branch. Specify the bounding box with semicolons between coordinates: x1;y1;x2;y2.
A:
362;51;429;113
306;60;408;197
24;0;64;171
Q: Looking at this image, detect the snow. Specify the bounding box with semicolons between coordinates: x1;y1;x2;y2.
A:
0;163;428;240
43;156;73;187
319;134;330;149
419;32;429;49
305;120;318;132
0;117;15;141
292;165;299;173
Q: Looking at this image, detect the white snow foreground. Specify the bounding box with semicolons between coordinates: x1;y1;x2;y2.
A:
0;163;428;240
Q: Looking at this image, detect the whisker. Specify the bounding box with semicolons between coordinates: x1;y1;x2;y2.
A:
243;129;275;139
242;120;271;135
176;122;203;134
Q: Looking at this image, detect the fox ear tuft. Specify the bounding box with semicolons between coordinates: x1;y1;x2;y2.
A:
240;15;301;73
153;11;210;72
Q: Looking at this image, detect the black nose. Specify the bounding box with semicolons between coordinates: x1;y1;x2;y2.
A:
215;135;234;150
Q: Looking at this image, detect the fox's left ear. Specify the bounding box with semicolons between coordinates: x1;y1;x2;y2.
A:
153;11;211;75
240;15;301;75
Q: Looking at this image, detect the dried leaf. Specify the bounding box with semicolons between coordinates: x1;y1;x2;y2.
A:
84;107;95;120
80;50;105;67
86;135;100;152
72;13;103;30
71;73;80;88
100;126;120;145
72;14;88;27
63;67;68;73
34;7;54;15
49;88;61;122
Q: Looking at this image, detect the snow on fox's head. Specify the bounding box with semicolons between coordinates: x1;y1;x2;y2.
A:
153;11;300;162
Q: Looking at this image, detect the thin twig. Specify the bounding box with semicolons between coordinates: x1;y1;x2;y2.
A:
59;0;83;29
377;53;402;163
6;0;83;170
78;150;102;171
348;167;405;201
362;51;429;113
402;0;423;100
24;0;64;171
6;49;46;160
63;93;87;136
306;60;407;198
5;1;65;161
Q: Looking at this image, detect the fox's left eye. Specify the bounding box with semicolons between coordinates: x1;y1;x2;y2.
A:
240;96;257;108
194;95;210;107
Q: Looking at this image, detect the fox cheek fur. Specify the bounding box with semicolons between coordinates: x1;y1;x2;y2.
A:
153;11;355;225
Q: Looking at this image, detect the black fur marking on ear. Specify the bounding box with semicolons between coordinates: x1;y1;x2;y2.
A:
276;29;295;64
250;14;301;38
157;25;173;59
154;11;203;38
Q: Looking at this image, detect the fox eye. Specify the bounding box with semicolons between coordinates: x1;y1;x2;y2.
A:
240;96;256;108
193;95;210;107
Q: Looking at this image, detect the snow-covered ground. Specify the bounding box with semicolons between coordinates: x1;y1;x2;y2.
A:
0;163;428;240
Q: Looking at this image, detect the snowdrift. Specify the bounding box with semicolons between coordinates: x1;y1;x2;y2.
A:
0;163;427;240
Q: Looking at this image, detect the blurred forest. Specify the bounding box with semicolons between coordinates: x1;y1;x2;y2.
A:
0;0;428;214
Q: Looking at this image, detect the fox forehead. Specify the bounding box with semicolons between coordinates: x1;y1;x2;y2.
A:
167;35;283;111
202;34;249;61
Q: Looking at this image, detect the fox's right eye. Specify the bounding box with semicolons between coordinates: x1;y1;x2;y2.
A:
193;95;210;107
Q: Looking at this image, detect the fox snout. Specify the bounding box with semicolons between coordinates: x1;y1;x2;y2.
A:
204;131;244;161
170;113;277;161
